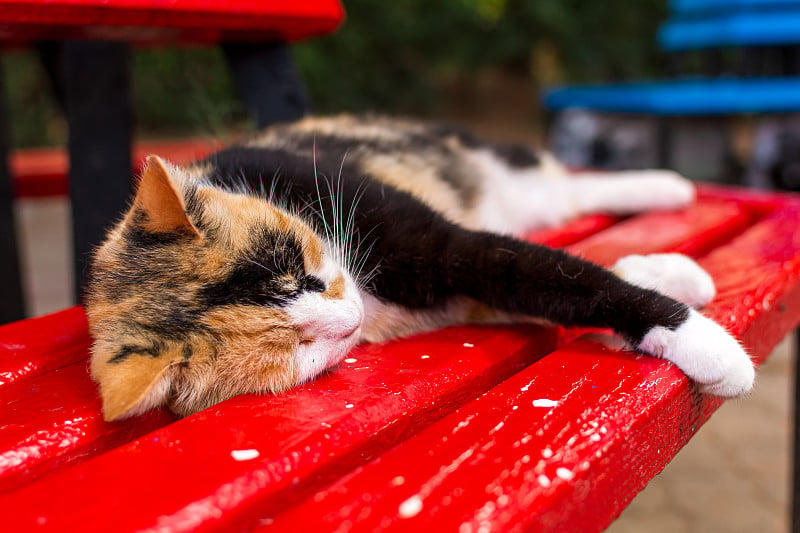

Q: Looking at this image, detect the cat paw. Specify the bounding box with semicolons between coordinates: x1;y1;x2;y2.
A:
613;253;716;308
637;309;754;397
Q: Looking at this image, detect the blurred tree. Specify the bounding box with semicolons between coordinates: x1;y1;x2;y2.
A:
2;0;668;147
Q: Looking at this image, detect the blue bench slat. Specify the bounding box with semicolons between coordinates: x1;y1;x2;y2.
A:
670;0;800;15
544;77;800;115
659;9;800;51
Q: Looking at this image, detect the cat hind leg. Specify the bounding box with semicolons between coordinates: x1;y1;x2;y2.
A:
571;169;695;216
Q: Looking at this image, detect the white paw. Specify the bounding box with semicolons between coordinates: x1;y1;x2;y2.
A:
613;253;716;308
638;309;754;397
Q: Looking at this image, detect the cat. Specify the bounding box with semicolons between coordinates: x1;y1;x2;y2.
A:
86;114;755;421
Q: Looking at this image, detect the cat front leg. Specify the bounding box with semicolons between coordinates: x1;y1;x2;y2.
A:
610;253;754;396
438;231;755;398
637;309;754;397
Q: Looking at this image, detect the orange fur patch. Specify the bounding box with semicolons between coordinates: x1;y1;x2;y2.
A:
323;273;346;300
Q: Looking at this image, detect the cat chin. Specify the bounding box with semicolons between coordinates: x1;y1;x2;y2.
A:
294;329;362;384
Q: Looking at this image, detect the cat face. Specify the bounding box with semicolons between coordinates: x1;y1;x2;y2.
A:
87;156;363;421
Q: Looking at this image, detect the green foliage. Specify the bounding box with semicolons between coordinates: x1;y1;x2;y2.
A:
295;0;668;112
2;0;668;147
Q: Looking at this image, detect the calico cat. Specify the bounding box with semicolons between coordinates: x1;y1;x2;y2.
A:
86;115;754;421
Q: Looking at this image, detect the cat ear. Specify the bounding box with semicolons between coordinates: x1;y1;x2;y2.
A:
91;342;184;421
133;155;200;237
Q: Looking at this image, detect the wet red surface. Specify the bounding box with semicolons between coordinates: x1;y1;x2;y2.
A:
0;0;344;44
2;186;799;532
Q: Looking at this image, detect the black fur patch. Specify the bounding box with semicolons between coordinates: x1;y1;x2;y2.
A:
200;138;688;344
490;143;541;169
108;341;166;364
199;227;307;309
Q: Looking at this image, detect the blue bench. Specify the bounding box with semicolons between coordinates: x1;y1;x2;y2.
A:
660;1;800;51
544;1;800;172
545;2;800;529
546;77;800;115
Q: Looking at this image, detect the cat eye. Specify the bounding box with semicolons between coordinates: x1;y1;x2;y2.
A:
300;275;326;293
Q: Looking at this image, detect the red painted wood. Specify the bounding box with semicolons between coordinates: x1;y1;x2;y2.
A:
0;324;571;531
261;198;800;533
0;0;345;44
0;306;88;387
566;199;754;266
1;188;798;532
526;214;620;248
0;362;174;493
11;138;221;198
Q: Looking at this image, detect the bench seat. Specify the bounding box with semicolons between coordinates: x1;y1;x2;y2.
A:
0;0;344;44
10;138;220;198
545;76;800;115
659;6;800;51
2;185;800;531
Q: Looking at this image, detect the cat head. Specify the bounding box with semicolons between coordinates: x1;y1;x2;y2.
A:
86;156;363;421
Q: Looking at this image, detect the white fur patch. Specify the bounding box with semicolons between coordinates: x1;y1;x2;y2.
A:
638;309;754;397
570;169;695;215
290;252;364;384
613;254;716;308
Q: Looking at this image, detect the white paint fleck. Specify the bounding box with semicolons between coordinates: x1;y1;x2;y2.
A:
537;474;551;487
556;467;575;481
344;358;357;363
532;399;558;408
512;405;519;410
541;447;553;459
493;422;505;432
463;342;475;348
231;449;260;461
399;495;424;518
345;403;354;409
590;434;602;442
421;354;430;359
391;476;406;487
497;494;510;506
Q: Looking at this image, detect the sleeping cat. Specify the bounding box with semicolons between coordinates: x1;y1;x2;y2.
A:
86;115;754;421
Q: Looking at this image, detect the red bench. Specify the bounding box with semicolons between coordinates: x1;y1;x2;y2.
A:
2;185;799;531
10;139;219;198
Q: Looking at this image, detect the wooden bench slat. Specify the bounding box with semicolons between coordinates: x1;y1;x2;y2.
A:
525;214;620;248
0;0;345;44
0;362;174;493
10;138;220;198
0;193;770;531
567;199;753;265
1;324;571;531
261;194;800;533
0;306;89;388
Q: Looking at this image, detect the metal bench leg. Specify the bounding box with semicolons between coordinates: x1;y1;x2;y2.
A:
794;328;800;533
62;42;133;303
0;60;26;323
221;42;310;128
